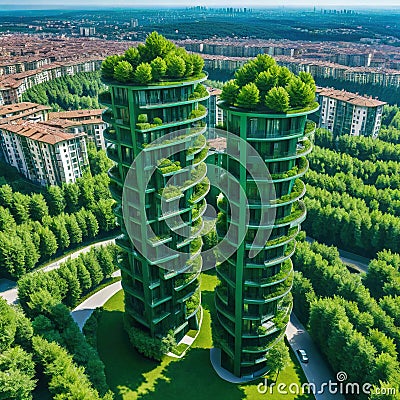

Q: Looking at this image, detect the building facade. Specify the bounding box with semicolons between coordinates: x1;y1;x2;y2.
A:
214;104;318;379
316;87;386;137
0;121;88;186
48;109;107;150
206;88;224;139
101;75;210;343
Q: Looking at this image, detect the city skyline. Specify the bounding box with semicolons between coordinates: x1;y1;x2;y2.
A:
1;0;400;9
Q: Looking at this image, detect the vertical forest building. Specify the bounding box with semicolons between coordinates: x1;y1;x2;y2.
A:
101;33;210;349
213;55;318;379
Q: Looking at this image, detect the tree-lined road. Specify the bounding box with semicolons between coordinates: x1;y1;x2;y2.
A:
0;237;116;305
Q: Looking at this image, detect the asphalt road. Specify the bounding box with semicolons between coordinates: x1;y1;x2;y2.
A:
286;314;346;400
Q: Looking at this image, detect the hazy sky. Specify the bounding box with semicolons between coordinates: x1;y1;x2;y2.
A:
1;0;400;8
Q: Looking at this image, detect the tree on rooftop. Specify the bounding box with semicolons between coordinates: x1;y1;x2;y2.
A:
234;62;259;88
255;70;279;97
221;80;240;105
191;54;205;76
299;71;317;92
286;77;315;108
134;63;152;84
265;86;290;113
114;61;133;83
124;47;140;69
236;82;260;109
101;55;124;79
141;31;176;62
252;54;276;72
277;66;293;87
166;55;186;79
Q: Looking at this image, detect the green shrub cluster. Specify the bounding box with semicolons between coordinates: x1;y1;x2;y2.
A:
102;32;205;84
123;315;176;360
18;245;118;310
220;54;316;112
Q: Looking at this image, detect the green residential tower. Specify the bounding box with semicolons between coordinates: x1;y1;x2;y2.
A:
100;33;210;350
213;55;318;379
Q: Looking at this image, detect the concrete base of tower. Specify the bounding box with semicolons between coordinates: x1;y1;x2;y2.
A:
210;348;269;383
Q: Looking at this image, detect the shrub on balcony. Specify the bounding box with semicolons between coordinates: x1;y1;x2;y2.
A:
138;114;148;123
123;316;176;361
190;237;202;254
153;117;163;125
186;292;200;316
221;80;240;105
159;185;182;199
157;159;181;174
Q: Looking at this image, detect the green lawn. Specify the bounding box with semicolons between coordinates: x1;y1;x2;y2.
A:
96;272;312;400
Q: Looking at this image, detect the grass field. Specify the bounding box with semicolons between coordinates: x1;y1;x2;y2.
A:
96;272;312;400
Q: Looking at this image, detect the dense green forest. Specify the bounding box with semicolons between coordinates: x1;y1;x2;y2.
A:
22;71;103;111
0;146;115;279
292;239;400;399
302;120;400;257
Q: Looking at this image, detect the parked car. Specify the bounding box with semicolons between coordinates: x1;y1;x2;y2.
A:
297;349;309;363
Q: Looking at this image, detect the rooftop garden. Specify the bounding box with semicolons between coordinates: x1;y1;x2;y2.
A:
220;54;317;113
101;32;205;85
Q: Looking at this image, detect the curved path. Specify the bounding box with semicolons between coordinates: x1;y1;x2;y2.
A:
0;237;116;305
71;271;121;330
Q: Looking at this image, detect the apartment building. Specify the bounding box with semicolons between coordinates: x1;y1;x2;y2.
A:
316;87;386;137
0;121;88;186
48;109;107;150
0;102;51;124
206;88;224;138
0;58;103;106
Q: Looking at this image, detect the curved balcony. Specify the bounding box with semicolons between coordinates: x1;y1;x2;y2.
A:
189;177;210;205
103;128;118;144
186;134;207;159
243;271;294;305
141;125;207;151
244;240;296;269
244;259;293;288
263;138;312;163
246;127;304;142
135;111;208;133
108;166;123;185
139;94;210;110
192;199;207;222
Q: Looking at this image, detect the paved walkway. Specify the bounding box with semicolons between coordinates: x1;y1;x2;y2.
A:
71;271;121;331
0;237;116;305
286;314;346;400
